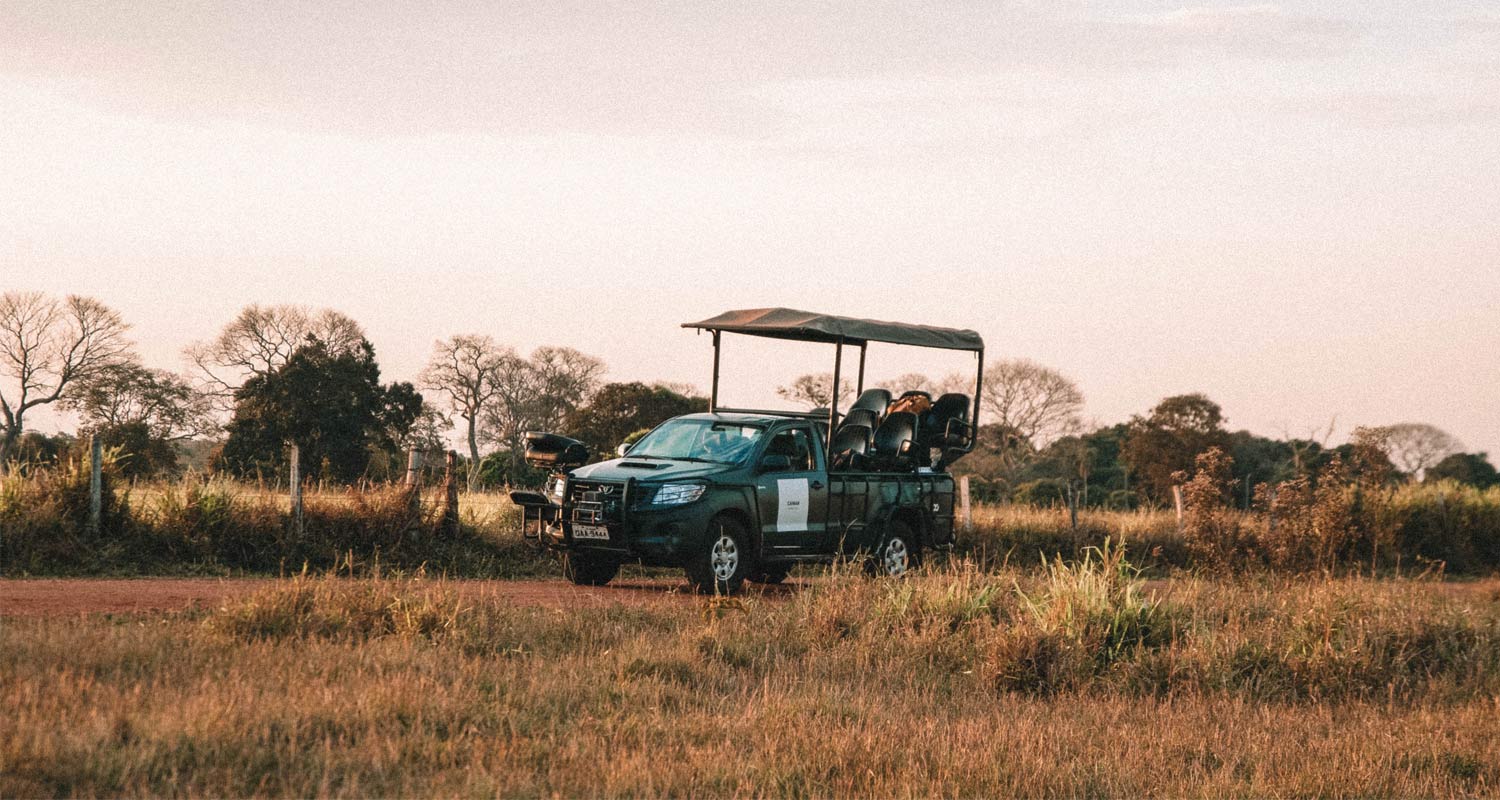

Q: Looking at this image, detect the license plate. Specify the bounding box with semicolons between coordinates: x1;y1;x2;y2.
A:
572;524;610;541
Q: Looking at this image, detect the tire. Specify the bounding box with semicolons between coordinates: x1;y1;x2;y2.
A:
685;515;753;594
868;519;921;578
562;552;620;586
748;567;789;585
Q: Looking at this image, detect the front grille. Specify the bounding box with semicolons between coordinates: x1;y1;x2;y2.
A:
568;480;625;524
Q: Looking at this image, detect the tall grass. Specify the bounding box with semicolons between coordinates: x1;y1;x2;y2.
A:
4;463;1498;576
965;481;1500;576
5;566;1500;796
0;468;546;578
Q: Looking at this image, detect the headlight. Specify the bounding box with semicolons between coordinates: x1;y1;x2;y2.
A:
645;483;707;506
547;475;566;500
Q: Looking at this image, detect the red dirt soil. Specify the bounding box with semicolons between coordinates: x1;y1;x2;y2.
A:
0;577;806;617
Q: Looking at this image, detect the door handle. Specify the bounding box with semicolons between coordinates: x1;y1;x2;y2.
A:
810;481;824;490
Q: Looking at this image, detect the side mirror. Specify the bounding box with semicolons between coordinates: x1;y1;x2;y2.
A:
617;442;633;457
759;454;792;473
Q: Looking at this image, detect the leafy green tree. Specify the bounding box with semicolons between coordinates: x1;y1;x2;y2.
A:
1227;430;1297;509
1121;394;1231;504
63;362;214;477
7;430;75;468
1425;452;1499;489
216;337;423;484
86;421;179;479
1025;423;1132;506
563;382;707;458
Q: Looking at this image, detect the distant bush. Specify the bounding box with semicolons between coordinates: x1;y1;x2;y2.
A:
1010;479;1066;508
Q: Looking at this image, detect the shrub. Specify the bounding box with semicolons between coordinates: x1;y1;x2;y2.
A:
1011;479;1066;507
989;543;1180;693
1173;448;1250;571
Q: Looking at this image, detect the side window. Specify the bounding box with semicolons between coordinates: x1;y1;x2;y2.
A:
765;428;816;472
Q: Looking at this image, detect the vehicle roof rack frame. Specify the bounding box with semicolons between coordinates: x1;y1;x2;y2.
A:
690;308;985;463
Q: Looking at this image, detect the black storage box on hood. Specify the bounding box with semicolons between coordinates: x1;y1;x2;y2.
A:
523;432;590;469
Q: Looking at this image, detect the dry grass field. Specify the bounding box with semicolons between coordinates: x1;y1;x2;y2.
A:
5;556;1500;797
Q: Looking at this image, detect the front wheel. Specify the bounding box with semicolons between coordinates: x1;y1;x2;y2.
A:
868;519;921;578
562;552;620;586
686;515;752;594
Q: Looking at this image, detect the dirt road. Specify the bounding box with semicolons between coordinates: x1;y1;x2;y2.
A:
0;576;805;617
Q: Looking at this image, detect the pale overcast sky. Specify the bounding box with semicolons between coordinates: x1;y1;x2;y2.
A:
2;2;1497;454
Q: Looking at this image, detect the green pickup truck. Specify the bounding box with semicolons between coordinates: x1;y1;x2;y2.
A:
511;308;985;593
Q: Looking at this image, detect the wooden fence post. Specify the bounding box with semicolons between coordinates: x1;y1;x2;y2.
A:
405;448;422;488
87;435;103;536
958;475;973;533
288;443;303;538
1066;480;1079;531
1172;485;1184;532
404;448;422;521
442;450;459;538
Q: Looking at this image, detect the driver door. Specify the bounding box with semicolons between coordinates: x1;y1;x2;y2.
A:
754;425;828;556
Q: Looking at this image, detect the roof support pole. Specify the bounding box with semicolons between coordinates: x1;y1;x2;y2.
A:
709;330;722;413
971;348;984;432
828;337;843;461
855;343;867;395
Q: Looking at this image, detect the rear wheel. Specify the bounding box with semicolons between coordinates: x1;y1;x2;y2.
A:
686;515;752;594
868;519;921;578
562;552;620;586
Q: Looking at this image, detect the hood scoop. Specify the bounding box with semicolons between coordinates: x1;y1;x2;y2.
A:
619;461;668;469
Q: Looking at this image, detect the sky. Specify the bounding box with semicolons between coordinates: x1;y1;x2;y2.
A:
2;1;1497;455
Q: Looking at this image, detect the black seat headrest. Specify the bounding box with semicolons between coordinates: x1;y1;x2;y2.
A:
930;394;970;435
873;411;917;454
832;424;870;455
850;388;892;417
842;408;879;431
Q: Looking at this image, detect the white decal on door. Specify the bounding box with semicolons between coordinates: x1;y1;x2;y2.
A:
776;478;809;532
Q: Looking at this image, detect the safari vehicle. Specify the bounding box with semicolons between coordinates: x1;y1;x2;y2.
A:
510;308;985;593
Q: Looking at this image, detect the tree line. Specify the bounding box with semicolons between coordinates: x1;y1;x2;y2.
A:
774;365;1496;507
2;290;1493;498
0;292;704;488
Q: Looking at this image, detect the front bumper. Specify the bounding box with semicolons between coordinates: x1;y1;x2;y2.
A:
509;482;714;565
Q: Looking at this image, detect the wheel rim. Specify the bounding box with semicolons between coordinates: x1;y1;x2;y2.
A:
711;532;739;581
883;537;909;576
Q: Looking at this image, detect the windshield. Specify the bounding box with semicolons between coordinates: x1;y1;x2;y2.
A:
626;419;765;465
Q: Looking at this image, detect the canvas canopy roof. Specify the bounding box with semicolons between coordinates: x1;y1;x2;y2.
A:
683;308;984;353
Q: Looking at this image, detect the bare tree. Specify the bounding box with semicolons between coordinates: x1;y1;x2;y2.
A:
482;346;606;464
63;362;215;441
185;304;365;406
419;334;509;491
0;292;134;467
527;346;606;432
775;373;853;410
878;372;974;397
1278;416;1338;478
980;358;1084;450
883;372;937;395
1375;422;1461;480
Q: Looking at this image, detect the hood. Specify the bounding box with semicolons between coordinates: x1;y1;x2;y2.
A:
568;457;730;483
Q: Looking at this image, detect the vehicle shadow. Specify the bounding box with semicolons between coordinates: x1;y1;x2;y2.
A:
602;577;812;600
